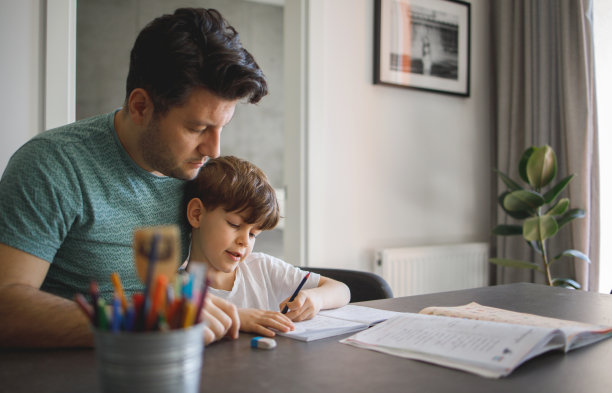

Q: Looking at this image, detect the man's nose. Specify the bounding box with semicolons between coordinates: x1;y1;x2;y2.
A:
198;127;221;158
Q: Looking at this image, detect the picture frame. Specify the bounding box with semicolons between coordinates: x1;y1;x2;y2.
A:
374;0;471;96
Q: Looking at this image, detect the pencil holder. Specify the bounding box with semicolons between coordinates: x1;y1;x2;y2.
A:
92;322;205;393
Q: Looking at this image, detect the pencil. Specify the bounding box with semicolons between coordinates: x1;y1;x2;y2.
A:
74;293;94;323
282;272;311;314
110;272;128;312
146;275;168;330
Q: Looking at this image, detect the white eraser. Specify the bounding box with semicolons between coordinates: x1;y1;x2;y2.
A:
251;337;277;350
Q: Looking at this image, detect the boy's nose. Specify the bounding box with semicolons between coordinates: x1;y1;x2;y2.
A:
236;231;249;246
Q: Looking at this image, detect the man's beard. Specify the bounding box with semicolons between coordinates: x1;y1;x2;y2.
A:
139;119;199;180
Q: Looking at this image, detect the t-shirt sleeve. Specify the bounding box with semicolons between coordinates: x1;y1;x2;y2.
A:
0;138;81;262
261;253;321;301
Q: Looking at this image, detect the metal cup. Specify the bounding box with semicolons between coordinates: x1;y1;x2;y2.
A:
93;323;205;393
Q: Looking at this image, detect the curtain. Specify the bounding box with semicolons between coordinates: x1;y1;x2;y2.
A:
490;0;599;290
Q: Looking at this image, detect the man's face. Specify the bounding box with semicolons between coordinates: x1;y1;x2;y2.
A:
139;88;238;180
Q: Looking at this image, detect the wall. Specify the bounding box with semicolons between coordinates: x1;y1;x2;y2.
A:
305;0;492;271
76;0;284;189
0;1;44;175
0;0;493;275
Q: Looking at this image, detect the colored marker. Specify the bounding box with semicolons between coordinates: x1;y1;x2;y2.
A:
143;233;161;318
182;301;196;328
124;304;136;332
281;272;311;314
111;296;122;332
194;277;210;325
74;293;94;323
89;281;100;325
110;272;128;313
96;298;109;330
146;275;168;330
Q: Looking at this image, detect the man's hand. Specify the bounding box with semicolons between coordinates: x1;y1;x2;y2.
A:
200;294;240;345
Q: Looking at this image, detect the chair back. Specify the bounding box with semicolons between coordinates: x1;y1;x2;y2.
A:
301;267;393;302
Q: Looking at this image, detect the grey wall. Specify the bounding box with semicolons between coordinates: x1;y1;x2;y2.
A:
76;0;284;188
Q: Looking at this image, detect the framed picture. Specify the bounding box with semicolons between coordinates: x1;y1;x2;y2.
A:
374;0;471;96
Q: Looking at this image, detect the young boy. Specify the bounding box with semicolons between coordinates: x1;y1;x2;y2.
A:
185;156;350;337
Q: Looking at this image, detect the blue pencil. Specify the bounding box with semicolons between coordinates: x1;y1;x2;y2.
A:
111;296;122;332
282;272;311;314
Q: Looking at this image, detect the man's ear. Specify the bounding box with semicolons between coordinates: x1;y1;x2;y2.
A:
127;88;153;126
186;198;204;228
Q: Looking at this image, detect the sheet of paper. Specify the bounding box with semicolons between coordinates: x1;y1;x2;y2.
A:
278;315;367;341
341;313;556;377
319;305;401;325
419;302;595;329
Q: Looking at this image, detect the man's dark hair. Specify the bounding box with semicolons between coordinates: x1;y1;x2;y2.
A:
125;8;268;114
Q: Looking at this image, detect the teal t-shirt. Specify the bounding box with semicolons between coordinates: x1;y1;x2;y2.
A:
0;111;190;301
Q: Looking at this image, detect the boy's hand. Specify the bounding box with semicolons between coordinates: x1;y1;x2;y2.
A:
280;290;322;322
238;308;295;337
202;294;240;345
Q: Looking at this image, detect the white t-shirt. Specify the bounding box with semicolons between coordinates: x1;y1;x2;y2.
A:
209;252;320;311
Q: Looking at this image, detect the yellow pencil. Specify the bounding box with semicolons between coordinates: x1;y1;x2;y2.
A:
110;272;129;312
182;301;196;328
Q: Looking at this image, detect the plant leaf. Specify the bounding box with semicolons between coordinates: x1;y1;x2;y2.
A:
491;225;523;236
489;258;540;270
493;169;523;191
518;146;536;184
553;249;591;263
503;190;544;212
526;145;557;189
551;278;581;289
523;215;558;242
556;208;586;229
542;174;574;204
546;198;569;216
498;192;532;219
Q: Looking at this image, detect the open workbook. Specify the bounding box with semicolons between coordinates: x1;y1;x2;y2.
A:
277;304;401;342
340;302;612;378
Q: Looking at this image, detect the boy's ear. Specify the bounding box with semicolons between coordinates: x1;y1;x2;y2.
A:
127;88;153;126
186;198;204;228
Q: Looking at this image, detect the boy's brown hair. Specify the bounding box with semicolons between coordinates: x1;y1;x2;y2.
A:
185;156;279;230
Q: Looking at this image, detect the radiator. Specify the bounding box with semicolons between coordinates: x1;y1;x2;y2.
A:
374;242;489;297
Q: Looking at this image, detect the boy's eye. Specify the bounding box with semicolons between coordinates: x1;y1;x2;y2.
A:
227;221;239;228
249;233;257;239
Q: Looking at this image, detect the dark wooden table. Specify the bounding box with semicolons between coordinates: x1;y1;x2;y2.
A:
2;283;611;393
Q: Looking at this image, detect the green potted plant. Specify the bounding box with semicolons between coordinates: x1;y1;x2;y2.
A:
490;145;590;288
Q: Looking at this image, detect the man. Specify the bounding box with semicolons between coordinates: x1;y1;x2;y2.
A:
0;8;267;347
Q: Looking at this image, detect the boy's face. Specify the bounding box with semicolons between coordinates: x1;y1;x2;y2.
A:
189;203;262;274
139;88;238;180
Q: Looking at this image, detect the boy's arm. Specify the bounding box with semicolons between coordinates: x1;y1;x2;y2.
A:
282;276;350;322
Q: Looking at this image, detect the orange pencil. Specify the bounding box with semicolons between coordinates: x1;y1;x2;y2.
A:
146;275;168;330
110;272;128;313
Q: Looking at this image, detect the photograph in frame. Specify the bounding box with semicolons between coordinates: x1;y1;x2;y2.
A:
374;0;471;96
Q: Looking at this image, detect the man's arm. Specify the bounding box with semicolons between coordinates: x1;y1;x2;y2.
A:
0;243;240;347
0;243;93;348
